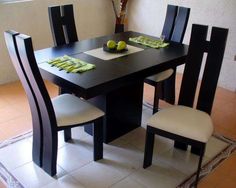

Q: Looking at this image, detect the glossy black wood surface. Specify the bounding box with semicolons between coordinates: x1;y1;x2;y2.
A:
36;31;188;142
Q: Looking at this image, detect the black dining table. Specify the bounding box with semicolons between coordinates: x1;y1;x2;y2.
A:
35;31;188;143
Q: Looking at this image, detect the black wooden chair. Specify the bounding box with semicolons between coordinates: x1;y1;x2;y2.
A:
144;5;190;114
48;4;78;46
4;31;43;168
143;24;228;187
4;31;105;176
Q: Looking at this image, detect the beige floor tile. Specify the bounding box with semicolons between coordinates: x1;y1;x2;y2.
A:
70;161;127;188
111;176;146;188
11;162;66;188
42;175;85;188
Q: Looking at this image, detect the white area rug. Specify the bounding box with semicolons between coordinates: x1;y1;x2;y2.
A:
0;104;236;188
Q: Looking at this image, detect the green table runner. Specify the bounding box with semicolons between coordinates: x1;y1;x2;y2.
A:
129;36;169;49
47;55;95;73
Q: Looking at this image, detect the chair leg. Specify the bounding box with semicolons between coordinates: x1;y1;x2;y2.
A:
84;123;93;136
153;83;162;114
195;145;205;188
59;87;71;95
93;118;103;161
163;68;176;105
174;141;188;151
153;86;159;114
143;128;155;168
32;120;43;167
191;146;201;155
42;131;58;176
64;128;72;142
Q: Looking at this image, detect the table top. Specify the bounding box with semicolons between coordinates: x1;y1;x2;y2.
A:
35;31;188;99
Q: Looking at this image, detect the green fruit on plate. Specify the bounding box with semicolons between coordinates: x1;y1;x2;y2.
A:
117;41;127;51
107;40;116;49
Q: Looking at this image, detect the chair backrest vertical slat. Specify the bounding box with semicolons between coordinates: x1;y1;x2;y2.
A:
171;6;190;43
197;27;228;114
48;4;78;46
62;4;78;44
178;25;208;107
178;24;228;114
48;6;66;46
161;5;178;41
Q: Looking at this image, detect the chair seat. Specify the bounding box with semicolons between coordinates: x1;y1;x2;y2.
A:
52;94;105;127
146;69;174;83
147;105;213;143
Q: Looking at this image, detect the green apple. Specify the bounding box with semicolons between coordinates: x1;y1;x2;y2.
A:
117;41;127;51
107;40;116;49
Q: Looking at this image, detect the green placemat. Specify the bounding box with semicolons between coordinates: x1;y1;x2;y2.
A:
47;55;95;73
129;36;169;49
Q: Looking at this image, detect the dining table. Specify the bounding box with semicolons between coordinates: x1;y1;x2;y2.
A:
35;31;188;143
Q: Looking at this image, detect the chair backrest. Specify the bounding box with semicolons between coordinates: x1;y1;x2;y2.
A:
178;24;228;114
161;5;178;41
5;31;58;144
171;6;190;43
162;5;190;43
4;31;43;165
48;4;78;46
17;34;58;133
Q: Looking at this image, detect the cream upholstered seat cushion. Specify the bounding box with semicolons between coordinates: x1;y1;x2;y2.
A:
146;69;174;83
147;105;213;143
52;94;105;127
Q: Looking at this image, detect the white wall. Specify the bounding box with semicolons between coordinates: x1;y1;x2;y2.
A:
0;0;115;84
128;0;236;91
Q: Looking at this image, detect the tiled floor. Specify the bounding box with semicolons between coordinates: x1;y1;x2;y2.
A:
0;74;235;188
0;103;231;188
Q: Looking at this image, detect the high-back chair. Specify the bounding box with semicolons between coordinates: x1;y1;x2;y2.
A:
143;24;228;187
144;5;190;114
4;31;43;168
4;31;105;176
48;4;78;46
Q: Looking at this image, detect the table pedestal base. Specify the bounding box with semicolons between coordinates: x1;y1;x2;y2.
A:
85;81;144;143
